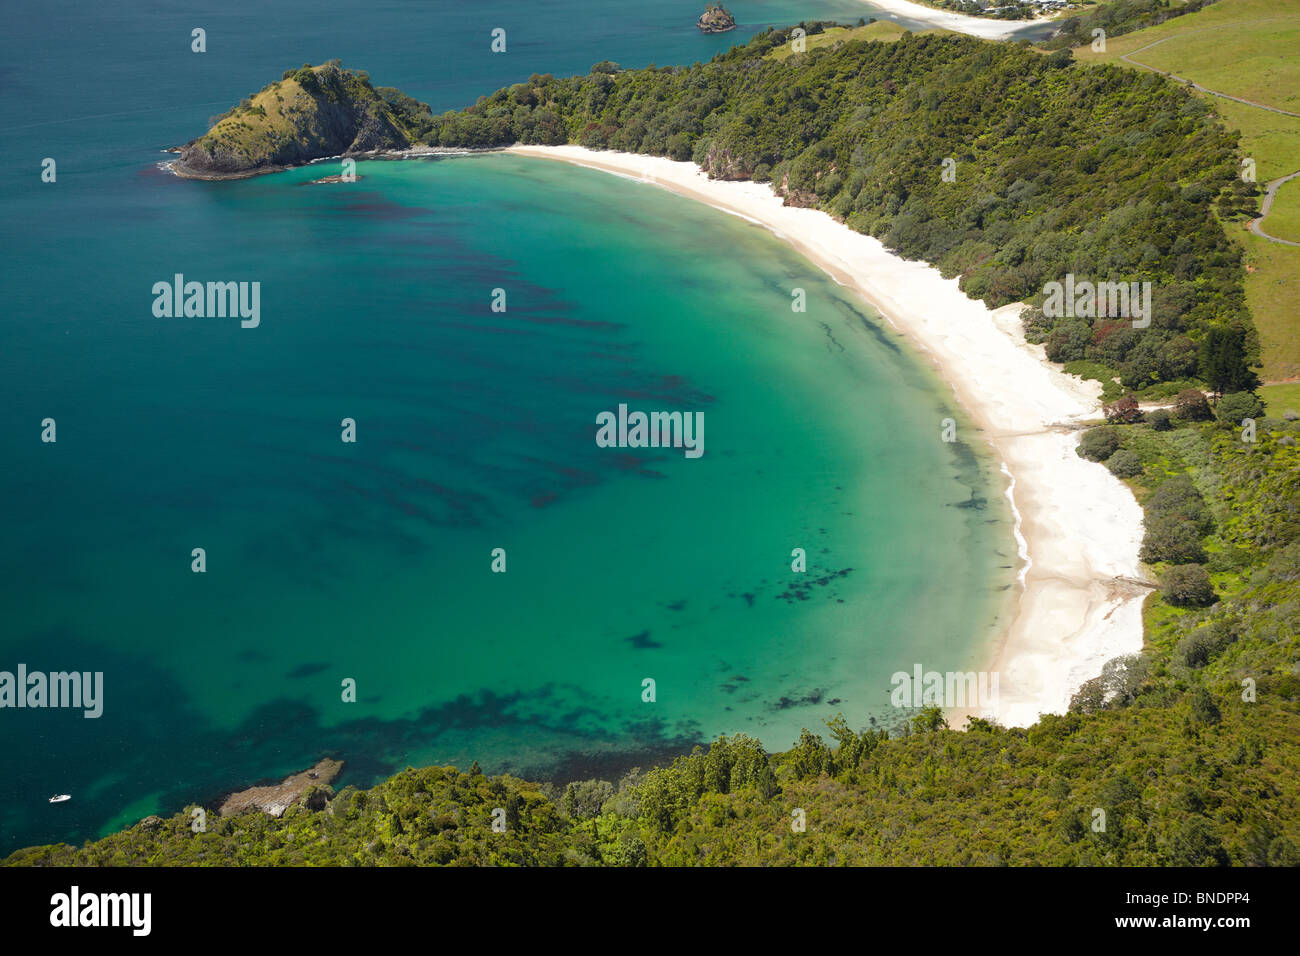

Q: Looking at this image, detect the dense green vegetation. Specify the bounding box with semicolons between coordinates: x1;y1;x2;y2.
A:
420;28;1254;397
9;407;1297;865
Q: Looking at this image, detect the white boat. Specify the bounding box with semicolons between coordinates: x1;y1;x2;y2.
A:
48;794;71;803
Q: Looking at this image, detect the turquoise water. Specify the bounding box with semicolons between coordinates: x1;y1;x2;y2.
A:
0;0;1022;853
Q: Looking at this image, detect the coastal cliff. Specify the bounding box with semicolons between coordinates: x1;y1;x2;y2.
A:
172;62;432;180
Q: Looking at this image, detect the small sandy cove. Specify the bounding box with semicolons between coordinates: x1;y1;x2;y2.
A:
508;145;1150;727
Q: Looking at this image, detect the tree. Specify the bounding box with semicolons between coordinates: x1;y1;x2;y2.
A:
1104;394;1143;424
1078;426;1120;461
1174;388;1212;421
1100;654;1149;705
1069;676;1107;714
1189;686;1222;725
1161;564;1216;607
1070;655;1148;713
1214;390;1264;425
911;706;949;734
788;729;833;777
562;779;613;819
1108;449;1143;478
1147;475;1212;533
1198;326;1258;397
1165;816;1228;866
1141;515;1207;564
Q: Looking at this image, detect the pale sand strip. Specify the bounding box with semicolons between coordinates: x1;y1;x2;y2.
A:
863;0;1049;40
507;144;1151;727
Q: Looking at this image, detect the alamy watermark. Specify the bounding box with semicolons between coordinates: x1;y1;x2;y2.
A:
1042;274;1151;329
890;664;999;711
50;886;150;936
0;664;103;718
595;403;704;459
152;274;260;328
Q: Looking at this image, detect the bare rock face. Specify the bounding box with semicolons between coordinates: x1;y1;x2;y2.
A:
777;172;819;208
219;758;343;818
697;4;737;33
700;143;752;180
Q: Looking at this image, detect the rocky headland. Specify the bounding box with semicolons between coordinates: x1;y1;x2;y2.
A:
171;62;432;180
218;758;343;817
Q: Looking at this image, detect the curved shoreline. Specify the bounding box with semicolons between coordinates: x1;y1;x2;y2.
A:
864;0;1051;40
506;144;1151;728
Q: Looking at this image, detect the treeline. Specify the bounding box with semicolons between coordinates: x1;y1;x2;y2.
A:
8;403;1298;867
420;29;1254;397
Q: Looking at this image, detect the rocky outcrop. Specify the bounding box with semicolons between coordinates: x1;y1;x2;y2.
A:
697;4;737;33
172;63;423;180
776;172;819;208
304;173;366;184
218;758;343;818
700;142;752;180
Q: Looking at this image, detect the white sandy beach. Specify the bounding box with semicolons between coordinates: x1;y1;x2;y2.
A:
507;144;1150;728
864;0;1049;40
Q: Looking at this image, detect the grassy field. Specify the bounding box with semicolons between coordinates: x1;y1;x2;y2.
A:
1261;382;1300;416
1209;97;1300;186
1083;4;1300;113
1263;176;1300;242
1075;0;1300;382
764;20;915;59
1241;232;1300;381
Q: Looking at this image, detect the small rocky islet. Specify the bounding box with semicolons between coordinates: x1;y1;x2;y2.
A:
696;4;737;34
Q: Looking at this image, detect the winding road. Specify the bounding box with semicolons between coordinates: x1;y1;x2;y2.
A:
1248;171;1300;247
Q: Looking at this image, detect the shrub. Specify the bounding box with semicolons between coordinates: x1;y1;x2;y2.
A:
1174;388;1212;421
1141;514;1207;564
1149;408;1173;431
562;779;614;819
1107;449;1143;478
1146;475;1212;533
1214;390;1265;426
1104;394;1143;424
1165;815;1228;865
1161;564;1216;607
1189;686;1222;726
1078;426;1120;462
666;132;692;161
